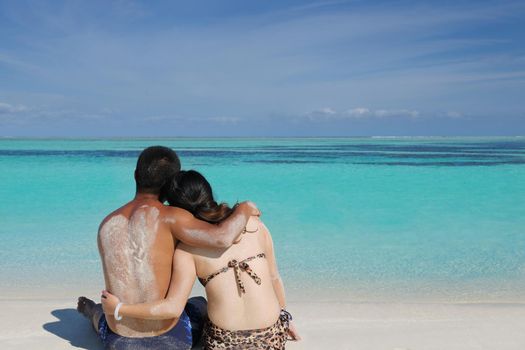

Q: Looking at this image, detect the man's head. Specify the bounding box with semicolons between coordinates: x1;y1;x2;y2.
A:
135;146;180;195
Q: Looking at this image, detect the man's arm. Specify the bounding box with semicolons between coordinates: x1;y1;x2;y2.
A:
166;201;259;249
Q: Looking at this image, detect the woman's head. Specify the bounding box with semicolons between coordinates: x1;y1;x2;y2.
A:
161;170;235;224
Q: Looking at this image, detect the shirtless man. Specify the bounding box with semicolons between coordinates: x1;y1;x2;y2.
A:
77;146;258;349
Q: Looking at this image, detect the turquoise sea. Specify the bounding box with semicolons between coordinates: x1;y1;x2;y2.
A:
1;137;525;302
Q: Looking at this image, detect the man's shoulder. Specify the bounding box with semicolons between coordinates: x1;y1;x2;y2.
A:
161;205;193;221
98;204;130;233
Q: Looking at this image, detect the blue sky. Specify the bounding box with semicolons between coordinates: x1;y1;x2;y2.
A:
0;0;524;136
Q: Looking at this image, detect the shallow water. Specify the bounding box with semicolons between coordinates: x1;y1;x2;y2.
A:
1;137;524;301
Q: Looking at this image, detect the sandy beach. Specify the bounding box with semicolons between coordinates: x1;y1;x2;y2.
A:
1;295;525;350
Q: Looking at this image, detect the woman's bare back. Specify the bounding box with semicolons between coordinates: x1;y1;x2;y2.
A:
182;216;282;331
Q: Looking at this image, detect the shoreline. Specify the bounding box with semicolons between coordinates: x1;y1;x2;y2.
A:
2;296;525;349
3;282;525;305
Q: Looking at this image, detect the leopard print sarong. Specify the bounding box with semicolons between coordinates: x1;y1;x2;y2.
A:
202;309;292;350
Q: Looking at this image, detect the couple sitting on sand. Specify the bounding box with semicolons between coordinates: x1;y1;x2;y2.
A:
77;146;300;349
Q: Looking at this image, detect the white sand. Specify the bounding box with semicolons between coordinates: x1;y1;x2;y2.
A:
1;297;525;350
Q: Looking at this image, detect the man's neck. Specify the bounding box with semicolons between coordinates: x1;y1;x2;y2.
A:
134;192;160;201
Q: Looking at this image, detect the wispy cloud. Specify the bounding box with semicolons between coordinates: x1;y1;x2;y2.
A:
443;111;464;119
306;107;421;120
0;53;42;72
144;115;240;124
0;102;29;114
0;101;112;126
304;107;471;121
0;0;523;136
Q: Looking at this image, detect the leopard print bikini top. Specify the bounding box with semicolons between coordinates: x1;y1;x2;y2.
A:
198;253;266;294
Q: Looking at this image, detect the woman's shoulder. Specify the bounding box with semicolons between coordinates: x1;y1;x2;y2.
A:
246;215;260;231
245;217;273;246
245;216;269;233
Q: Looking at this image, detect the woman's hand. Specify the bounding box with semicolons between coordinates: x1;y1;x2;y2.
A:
288;321;301;341
101;290;120;316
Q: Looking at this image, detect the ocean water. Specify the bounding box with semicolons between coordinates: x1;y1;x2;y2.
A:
1;137;525;302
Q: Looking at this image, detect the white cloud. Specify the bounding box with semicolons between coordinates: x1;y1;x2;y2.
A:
143;115;175;122
374;109;420;118
307;107;421;120
207;116;240;123
347;107;372;118
0;53;41;72
0;102;113;126
318;107;337;115
305;107;338;120
0;102;29;114
143;115;240;124
444;111;464;118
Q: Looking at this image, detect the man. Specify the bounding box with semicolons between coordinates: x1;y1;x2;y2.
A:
77;146;258;349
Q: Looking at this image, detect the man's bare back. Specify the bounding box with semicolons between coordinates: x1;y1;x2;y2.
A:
98;197;178;337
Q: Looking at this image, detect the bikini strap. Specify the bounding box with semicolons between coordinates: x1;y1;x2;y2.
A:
198;253;266;294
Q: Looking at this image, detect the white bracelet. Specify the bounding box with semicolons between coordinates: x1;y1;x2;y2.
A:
114;302;123;321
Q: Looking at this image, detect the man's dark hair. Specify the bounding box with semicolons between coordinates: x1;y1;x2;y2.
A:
135;146;180;194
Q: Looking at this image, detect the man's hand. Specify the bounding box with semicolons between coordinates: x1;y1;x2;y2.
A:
101;290;120;316
239;201;261;217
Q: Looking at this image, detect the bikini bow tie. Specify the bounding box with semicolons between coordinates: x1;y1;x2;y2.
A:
227;259;262;294
198;253;266;291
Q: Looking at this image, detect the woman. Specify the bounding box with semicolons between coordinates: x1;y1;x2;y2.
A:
101;170;300;349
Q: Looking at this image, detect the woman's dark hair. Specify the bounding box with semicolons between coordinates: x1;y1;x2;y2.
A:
161;170;235;224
